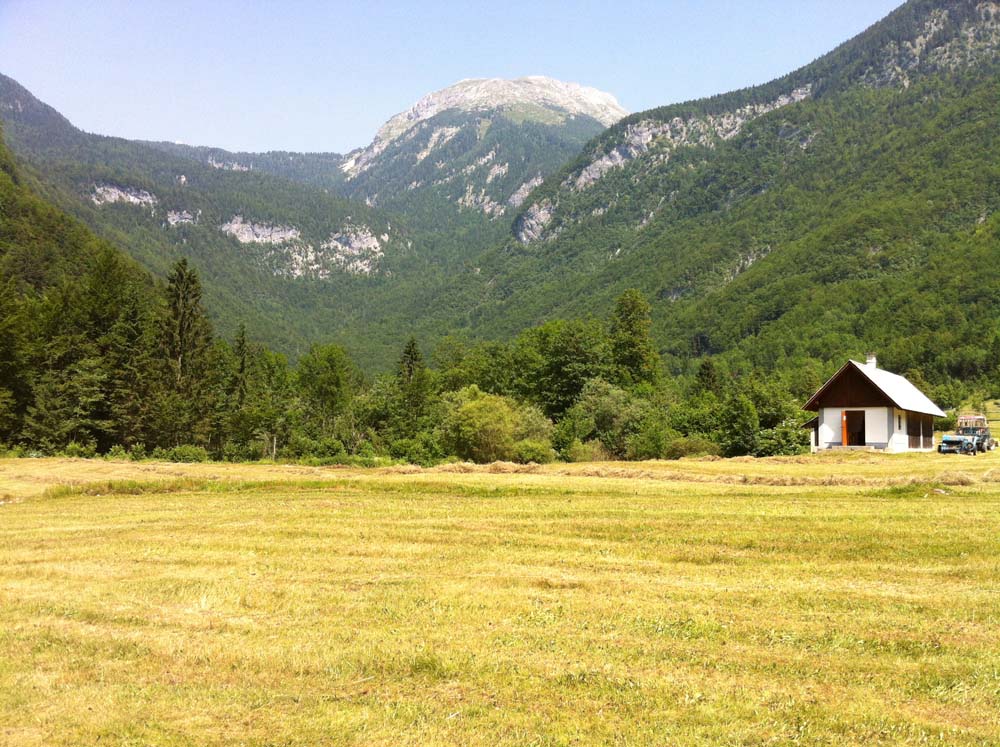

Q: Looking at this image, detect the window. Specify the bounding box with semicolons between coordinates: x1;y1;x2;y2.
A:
898;415;902;430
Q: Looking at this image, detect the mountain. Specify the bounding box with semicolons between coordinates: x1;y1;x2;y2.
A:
0;72;416;362
0;73;625;367
147;77;625;250
338;77;625;213
415;0;1000;381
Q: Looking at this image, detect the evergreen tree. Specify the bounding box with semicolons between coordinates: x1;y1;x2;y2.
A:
104;285;158;448
164;258;213;387
0;280;26;441
24;351;110;452
695;359;722;396
396;337;433;427
609;289;659;386
159;258;216;446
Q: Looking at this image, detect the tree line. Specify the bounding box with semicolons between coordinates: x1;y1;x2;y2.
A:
0;254;813;464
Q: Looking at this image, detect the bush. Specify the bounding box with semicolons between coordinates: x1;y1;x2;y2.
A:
128;443;147;461
719;394;759;457
150;445;210;463
62;440;97;459
222;441;258;463
389;431;444;466
934;412;957;432
105;444;128;461
626;416;679;460
515;404;554;442
280;434;346;460
0;444;25;458
563;439;611;463
663;437;721;460
755;419;810;457
513;439;556;464
440;386;517;463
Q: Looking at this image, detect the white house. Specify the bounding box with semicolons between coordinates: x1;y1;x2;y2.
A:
803;355;945;452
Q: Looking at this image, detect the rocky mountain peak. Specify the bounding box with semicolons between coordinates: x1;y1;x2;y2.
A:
341;76;627;179
377;76;627;142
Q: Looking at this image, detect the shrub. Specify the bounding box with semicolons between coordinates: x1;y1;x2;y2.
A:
719;394;759;457
626;415;679;460
62;440;97;459
152;445;210;463
105;444;128;461
934;412;957;432
222;441;257;463
552;406;596;455
515;404;554;442
755;419;810;457
389;432;443;466
128;443;147;461
663;437;722;460
513;439;556;464
563;439;611;463
572;379;650;457
0;444;25;458
440;386;517;463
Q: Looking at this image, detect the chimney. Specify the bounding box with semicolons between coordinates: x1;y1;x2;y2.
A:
865;353;877;368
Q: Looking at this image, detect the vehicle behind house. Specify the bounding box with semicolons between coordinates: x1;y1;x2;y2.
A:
939;414;997;455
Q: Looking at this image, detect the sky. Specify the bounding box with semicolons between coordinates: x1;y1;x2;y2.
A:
0;0;904;154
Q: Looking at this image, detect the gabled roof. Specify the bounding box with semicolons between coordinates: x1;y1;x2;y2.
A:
804;360;945;417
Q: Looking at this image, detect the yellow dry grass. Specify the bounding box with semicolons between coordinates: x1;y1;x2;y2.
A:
1;454;999;745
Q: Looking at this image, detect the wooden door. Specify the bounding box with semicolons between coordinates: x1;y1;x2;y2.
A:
845;410;865;446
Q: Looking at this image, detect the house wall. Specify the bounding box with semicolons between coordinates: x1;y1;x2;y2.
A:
888;408;910;451
817;406;934;451
818;406;891;449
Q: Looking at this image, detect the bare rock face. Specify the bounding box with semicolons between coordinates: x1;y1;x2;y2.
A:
218;215;386;278
220;215;301;244
320;224;385;276
514;199;555;244
457;184;504;217
415;126;461;163
91;183;157;208
166;210;196;226
569;85;813;193
208;156;251;171
515;84;814;243
507;174;544;208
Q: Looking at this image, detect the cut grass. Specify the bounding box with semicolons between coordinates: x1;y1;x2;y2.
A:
1;455;999;745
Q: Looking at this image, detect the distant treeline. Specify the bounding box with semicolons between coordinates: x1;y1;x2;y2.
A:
2;247;820;463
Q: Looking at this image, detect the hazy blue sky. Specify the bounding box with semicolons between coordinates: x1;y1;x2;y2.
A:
0;0;903;153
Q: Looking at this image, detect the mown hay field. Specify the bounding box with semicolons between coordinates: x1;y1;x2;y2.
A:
1;453;999;745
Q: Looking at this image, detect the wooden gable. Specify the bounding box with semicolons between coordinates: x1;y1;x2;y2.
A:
804;363;895;411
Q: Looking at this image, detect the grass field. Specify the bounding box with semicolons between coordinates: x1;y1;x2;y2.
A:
1;453;999;745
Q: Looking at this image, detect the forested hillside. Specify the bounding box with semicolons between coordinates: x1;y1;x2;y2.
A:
422;0;1000;385
0;74;625;368
0;73;418;365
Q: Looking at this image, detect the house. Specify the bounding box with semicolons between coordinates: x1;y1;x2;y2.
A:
802;355;945;452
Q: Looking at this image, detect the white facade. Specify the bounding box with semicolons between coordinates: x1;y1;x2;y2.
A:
815;406;932;452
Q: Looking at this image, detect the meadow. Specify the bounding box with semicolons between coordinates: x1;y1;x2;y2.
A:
1;453;999;746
